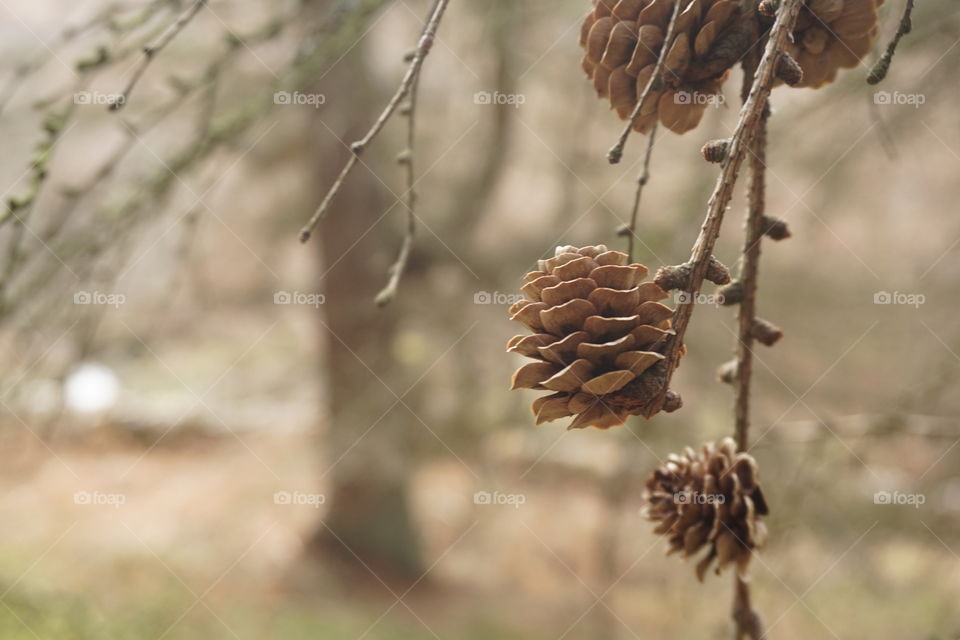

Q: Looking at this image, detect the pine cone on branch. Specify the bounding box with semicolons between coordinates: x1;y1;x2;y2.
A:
579;0;749;134
507;245;681;429
643;437;769;580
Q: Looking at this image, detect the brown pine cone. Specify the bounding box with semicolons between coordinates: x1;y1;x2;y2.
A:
643;437;769;580
785;0;884;88
579;0;747;134
507;245;681;429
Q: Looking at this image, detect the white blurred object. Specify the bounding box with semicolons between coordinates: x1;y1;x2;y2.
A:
64;363;120;414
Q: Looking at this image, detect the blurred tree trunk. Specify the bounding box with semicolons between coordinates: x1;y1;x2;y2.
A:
305;26;423;584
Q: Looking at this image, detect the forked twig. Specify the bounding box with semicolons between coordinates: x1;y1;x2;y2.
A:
299;0;451;244
110;0;208;111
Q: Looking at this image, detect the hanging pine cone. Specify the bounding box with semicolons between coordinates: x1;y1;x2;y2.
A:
507;245;681;429
785;0;884;88
643;437;769;580
579;0;748;134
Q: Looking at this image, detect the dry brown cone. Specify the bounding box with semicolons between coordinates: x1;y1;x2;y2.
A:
643;437;769;581
507;245;682;430
785;0;884;88
579;0;747;134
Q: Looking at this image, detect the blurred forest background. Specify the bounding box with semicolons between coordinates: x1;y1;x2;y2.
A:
1;0;959;638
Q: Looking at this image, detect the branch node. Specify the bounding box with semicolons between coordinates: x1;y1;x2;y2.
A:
717;359;738;385
751;317;784;346
776;52;803;86
761;215;791;240
701;138;731;164
653;262;693;292
718;280;744;306
706;255;732;285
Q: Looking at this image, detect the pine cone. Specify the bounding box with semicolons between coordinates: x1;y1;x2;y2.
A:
785;0;883;88
643;437;769;581
507;245;680;429
579;0;746;134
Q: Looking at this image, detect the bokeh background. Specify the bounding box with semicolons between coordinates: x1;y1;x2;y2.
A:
1;0;959;638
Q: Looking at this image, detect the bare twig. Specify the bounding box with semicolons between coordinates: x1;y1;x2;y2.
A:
299;0;451;243
867;0;914;85
109;0;208;111
607;0;684;164
375;73;422;303
645;0;803;418
731;50;770;640
624;124;658;262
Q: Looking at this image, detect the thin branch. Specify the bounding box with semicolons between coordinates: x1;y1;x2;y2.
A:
625;124;657;262
731;50;770;640
375;0;443;307
645;0;804;418
109;0;208;111
607;0;684;164
299;0;451;243
867;0;914;85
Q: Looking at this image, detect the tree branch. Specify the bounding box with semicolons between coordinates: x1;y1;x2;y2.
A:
298;0;451;244
110;0;208;111
645;0;803;418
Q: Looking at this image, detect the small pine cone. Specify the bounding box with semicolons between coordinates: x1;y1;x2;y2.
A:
643;437;769;581
784;0;883;88
701;138;730;163
775;52;804;86
579;0;747;134
507;245;680;429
